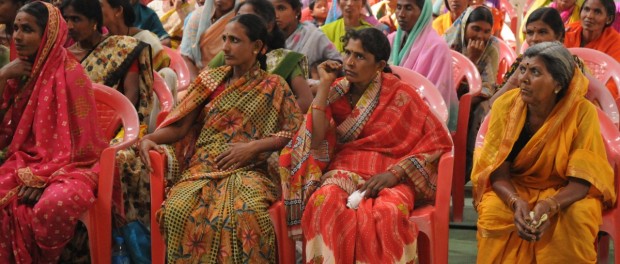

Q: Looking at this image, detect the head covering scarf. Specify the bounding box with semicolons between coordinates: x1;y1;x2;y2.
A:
389;0;432;65
0;2;107;207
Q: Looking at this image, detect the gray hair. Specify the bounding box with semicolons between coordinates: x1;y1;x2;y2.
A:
523;41;575;99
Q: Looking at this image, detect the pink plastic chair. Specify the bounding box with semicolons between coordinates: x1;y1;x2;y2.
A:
83;84;140;264
497;39;517;85
450;50;482;223
568;48;620;102
476;110;620;264
163;46;191;92
410;152;454;264
585;73;620;127
499;0;517;34
152;71;174;126
391;66;449;124
149;152;296;264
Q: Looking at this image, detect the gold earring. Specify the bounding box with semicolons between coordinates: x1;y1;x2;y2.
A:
93;24;97;31
253;50;258;54
554;89;560;94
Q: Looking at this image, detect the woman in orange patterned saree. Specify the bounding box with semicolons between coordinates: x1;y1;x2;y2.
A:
0;2;107;263
280;28;452;263
473;42;615;263
139;14;302;263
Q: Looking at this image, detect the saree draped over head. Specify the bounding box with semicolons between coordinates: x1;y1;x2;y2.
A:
133;30;171;71
519;0;584;41
279;73;453;263
444;6;499;99
180;0;238;69
388;0;457;130
0;3;107;263
286;22;342;67
472;68;615;263
320;18;373;52
157;65;302;263
565;22;620;99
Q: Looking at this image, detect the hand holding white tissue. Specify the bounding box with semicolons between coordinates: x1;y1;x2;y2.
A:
346;190;366;209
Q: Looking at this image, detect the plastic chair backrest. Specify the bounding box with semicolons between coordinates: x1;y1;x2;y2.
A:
163;46;191;91
93;83;141;142
153;71;174;126
585;73;620;127
450;50;482;96
497;39;517;84
390;66;449;124
569;47;620;96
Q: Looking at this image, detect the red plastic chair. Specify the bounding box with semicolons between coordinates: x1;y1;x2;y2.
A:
391;66;449;124
82;84;140;264
163;46;191;92
450;50;482;223
149;151;296;264
410;152;454;264
497;39;517;85
568;48;620;103
476;110;620;264
153;71;175;127
499;0;517;37
585;73;620;128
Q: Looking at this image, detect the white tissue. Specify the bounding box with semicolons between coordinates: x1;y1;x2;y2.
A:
346;190;366;209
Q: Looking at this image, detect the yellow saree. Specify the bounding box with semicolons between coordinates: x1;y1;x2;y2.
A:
472;69;615;263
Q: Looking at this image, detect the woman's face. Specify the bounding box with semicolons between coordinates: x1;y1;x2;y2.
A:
555;0;577;11
0;0;22;25
338;0;363;21
395;0;421;33
580;0;613;34
465;20;492;44
448;0;468;17
13;11;43;62
525;20;560;46
63;5;98;42
518;56;560;106
270;0;297;33
236;4;275;33
222;21;260;67
214;0;235;14
99;0;119;28
342;39;384;86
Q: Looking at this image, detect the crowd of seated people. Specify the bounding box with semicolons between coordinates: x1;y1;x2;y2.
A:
0;0;619;263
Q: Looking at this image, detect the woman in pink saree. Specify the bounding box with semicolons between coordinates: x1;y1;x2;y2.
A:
0;2;107;263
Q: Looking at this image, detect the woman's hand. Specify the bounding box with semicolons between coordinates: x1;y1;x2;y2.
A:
215;142;258;171
359;172;400;199
317;60;342;87
466;39;486;63
138;138;165;173
529;200;553;238
0;59;32;80
513;199;538;241
18;186;44;205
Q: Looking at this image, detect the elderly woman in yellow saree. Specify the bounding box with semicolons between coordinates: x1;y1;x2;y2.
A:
139;14;302;262
473;41;615;263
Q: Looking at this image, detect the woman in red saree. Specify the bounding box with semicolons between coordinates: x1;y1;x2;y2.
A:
280;28;453;263
0;2;107;263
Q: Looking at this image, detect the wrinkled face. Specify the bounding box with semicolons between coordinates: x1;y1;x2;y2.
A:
0;0;21;25
525;20;560;45
338;0;363;21
312;0;328;20
13;11;43;62
63;5;97;42
448;0;468;17
222;21;261;67
465;20;492;43
214;0;235;14
342;39;383;86
395;0;421;33
518;56;560;106
580;0;613;34
270;0;297;32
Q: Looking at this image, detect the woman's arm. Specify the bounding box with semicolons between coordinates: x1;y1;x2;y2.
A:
215;136;291;170
290;75;313;113
0;59;33;106
310;60;340;148
123;71;140;107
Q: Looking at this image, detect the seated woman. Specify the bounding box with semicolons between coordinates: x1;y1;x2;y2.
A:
147;0;195;49
444;5;499;182
0;2;107;262
432;0;470;35
371;0;397;32
565;0;620;98
320;0;373;52
209;0;314;112
280;28;453;263
389;0;456;130
0;0;28;62
473;41;615;263
180;0;237;80
521;0;584;41
138;14;302;262
270;0;341;68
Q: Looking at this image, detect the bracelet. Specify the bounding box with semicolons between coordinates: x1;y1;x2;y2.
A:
388;167;404;182
311;104;326;112
545;196;561;215
507;193;520;211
